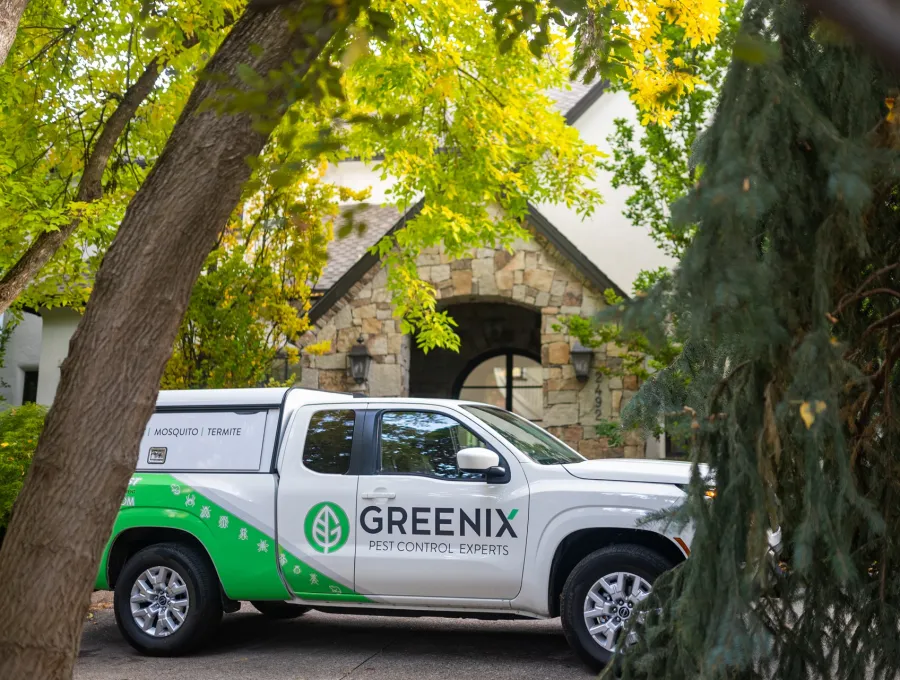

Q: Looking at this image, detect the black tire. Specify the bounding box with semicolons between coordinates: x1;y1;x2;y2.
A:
560;544;673;672
250;600;310;619
114;542;223;656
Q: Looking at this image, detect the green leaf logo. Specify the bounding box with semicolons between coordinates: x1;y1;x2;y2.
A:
304;501;350;554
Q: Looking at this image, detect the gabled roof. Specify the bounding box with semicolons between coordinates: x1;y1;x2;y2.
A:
525;203;626;298
310;201;422;323
548;79;607;124
308;200;626;324
317;204;403;289
308;78;616;323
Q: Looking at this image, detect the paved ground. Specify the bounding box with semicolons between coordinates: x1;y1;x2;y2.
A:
75;594;593;680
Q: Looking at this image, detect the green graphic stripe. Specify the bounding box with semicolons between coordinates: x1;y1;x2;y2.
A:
96;473;368;603
507;509;518;520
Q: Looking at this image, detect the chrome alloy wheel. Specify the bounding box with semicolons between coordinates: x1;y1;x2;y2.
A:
130;566;190;637
582;571;652;651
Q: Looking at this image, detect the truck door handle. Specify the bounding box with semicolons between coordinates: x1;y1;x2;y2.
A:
361;491;396;500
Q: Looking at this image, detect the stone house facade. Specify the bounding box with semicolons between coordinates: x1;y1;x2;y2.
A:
2;81;665;461
299;203;651;459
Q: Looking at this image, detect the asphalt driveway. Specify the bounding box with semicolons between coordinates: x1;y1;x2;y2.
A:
75;595;593;680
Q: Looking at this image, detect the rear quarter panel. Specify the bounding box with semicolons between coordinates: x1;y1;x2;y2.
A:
95;473;289;600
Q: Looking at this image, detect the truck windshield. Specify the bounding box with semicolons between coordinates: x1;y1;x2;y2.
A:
462;405;585;465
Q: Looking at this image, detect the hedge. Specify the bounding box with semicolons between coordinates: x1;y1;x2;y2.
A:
0;403;47;536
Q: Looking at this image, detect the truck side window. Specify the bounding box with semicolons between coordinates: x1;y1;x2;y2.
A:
302;410;355;475
379;411;488;480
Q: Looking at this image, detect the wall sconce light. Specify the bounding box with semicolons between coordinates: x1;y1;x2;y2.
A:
348;335;372;384
571;342;594;382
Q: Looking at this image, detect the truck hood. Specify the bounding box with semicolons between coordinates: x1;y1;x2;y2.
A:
562;458;711;486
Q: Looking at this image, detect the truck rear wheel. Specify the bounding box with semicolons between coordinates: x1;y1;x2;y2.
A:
560;544;672;671
114;542;223;656
251;600;310;619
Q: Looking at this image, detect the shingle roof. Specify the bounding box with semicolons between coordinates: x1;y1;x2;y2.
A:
551;79;608;124
547;81;595;115
316;204;403;290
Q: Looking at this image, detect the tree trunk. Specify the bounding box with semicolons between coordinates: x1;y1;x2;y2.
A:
0;58;161;315
0;0;29;66
0;2;351;677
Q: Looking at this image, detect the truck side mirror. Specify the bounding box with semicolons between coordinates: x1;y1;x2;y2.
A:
457;447;500;473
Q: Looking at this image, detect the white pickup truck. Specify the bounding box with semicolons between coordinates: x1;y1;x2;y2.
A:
97;387;703;670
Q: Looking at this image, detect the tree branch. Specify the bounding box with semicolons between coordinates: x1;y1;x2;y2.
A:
860;306;900;344
0;17;236;314
832;262;900;316
853;338;900;439
0;57;162;315
833;287;900;317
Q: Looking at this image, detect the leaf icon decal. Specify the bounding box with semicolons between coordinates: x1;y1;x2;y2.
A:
304;501;350;554
313;505;341;553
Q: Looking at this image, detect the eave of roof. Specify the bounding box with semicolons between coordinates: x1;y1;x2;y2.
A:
526;203;626;300
307;199;627;325
309;200;425;324
563;79;608;125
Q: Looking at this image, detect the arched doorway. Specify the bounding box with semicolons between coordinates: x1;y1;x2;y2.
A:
454;351;543;421
408;301;542;420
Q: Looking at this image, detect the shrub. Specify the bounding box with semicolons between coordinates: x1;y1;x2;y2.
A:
0;403;47;535
595;420;625;448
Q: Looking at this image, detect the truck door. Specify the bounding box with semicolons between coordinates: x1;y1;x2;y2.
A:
353;405;529;601
275;404;364;601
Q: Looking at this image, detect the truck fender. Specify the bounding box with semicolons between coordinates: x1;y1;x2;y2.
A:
514;506;685;616
98;508;221;589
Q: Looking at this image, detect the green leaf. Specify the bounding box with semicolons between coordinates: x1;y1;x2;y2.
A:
142;25;161;41
236;63;260;87
366;9;396;42
733;33;780;65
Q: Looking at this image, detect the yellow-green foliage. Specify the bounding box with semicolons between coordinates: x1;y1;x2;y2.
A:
0;0;238;312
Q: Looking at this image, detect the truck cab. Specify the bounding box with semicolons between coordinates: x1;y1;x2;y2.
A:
99;387;700;670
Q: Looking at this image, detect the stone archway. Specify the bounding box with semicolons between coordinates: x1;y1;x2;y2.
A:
408;301;541;406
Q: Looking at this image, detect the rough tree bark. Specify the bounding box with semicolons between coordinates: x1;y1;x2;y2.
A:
0;59;161;315
0;1;353;677
0;0;29;66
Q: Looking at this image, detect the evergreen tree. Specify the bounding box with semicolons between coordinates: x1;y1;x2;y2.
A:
618;2;900;679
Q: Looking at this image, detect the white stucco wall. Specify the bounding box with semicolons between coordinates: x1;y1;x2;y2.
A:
0;312;42;406
36;308;81;405
535;89;677;295
323;161;398;205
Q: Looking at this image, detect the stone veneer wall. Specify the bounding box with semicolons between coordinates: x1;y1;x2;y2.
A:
300;226;646;458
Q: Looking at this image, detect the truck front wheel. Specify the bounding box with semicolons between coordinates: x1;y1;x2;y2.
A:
560;544;672;671
114;542;223;656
